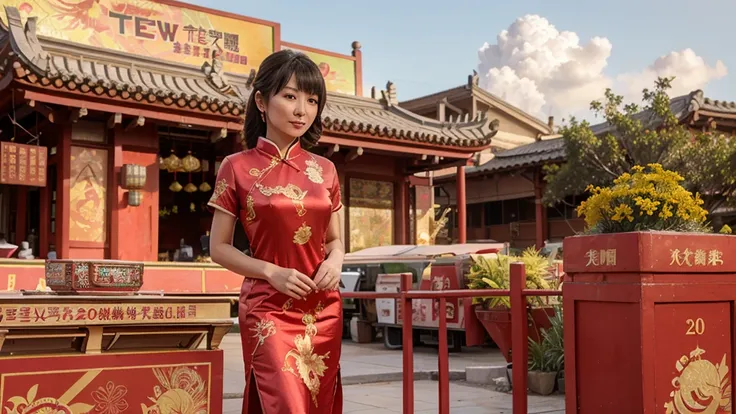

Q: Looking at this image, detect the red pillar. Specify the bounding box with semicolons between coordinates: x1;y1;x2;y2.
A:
456;165;466;243
15;187;27;244
534;169;545;250
39;184;49;259
396;177;408;244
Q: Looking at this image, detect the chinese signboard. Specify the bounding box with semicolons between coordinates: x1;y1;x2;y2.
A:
1;355;219;414
0;142;47;187
282;43;358;95
0;301;229;326
1;0;276;75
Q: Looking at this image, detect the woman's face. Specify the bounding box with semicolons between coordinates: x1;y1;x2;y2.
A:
257;74;320;144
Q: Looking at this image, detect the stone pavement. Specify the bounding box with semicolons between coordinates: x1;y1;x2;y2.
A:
221;380;566;413
220;333;508;396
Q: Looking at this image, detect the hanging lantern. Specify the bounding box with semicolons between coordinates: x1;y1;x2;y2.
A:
169;181;183;192
121;164;147;207
169;172;182;192
122;164;146;190
181;151;201;172
164;150;181;173
199;181;212;192
183;182;198;193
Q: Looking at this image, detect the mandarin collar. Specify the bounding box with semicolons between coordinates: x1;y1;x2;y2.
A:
255;137;303;171
256;137;303;160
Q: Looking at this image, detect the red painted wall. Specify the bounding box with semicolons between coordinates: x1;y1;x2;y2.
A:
110;125;159;261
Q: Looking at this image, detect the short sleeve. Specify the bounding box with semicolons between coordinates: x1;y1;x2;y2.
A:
329;164;343;212
208;157;239;217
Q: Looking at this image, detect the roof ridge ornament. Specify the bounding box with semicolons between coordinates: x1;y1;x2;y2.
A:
201;44;236;96
468;70;479;89
381;81;397;106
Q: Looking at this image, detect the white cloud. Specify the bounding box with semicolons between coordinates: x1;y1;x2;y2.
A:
617;49;727;100
477;15;727;121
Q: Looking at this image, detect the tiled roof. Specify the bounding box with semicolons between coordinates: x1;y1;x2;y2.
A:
322;93;499;148
466;138;565;175
2;5;499;149
2;6;244;116
463;89;736;175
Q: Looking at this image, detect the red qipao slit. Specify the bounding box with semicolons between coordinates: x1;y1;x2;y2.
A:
208;137;344;414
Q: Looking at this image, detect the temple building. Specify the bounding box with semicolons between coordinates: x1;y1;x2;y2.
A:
0;2;498;291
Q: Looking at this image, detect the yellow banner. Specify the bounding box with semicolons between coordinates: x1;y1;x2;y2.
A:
0;301;230;326
282;44;357;95
2;0;276;76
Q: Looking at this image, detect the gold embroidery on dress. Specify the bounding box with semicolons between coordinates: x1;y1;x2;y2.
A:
305;159;324;184
283;298;293;311
246;195;256;222
293;222;312;245
209;179;228;204
249;157;279;177
256;183;308;216
250;319;277;356
283;303;329;407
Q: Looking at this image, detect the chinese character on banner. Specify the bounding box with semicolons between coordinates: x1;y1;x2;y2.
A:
1;140;48;186
224;33;239;52
183;44;192;55
198;27;207;45
183;25;197;42
173;42;182;54
192;46;200;57
208;30;223;44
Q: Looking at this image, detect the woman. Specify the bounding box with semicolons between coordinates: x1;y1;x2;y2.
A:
209;50;345;414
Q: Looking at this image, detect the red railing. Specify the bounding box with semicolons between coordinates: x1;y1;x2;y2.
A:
342;262;562;414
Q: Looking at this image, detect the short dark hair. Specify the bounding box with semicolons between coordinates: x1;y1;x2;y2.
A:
244;49;327;150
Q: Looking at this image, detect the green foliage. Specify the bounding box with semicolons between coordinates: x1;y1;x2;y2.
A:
466;247;554;309
544;77;736;215
528;307;564;373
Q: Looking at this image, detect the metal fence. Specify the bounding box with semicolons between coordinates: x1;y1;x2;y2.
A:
341;262;562;414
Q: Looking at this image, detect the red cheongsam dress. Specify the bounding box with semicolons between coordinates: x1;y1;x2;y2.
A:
208;137;344;414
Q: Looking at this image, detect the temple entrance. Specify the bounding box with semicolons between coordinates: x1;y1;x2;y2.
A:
157;128;238;262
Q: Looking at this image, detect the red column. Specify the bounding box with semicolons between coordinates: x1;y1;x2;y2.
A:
396;178;408;244
15;187;27;244
39;184;49;259
534;169;545;250
456;165;466;243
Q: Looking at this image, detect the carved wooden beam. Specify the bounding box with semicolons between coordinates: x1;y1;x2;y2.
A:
28;100;55;123
12;104;34;121
69;107;88;123
124;115;145;131
326;144;339;158
346;147;363;161
209;127;227;142
107;113;122;129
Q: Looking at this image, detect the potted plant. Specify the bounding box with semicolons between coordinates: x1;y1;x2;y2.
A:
543;306;565;393
527;332;557;395
467;247;560;363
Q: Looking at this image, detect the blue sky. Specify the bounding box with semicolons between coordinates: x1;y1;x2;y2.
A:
190;0;734;121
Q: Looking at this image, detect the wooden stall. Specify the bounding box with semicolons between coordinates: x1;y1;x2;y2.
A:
0;259;232;413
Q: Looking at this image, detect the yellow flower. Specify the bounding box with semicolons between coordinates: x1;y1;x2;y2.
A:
578;164;709;233
611;203;634;222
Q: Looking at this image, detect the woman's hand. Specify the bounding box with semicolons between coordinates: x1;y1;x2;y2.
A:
268;267;318;300
314;258;342;291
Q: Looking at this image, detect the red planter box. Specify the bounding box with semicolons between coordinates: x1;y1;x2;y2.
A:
563;231;736;414
475;306;555;363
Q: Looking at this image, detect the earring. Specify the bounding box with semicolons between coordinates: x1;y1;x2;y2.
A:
260;112;265;122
